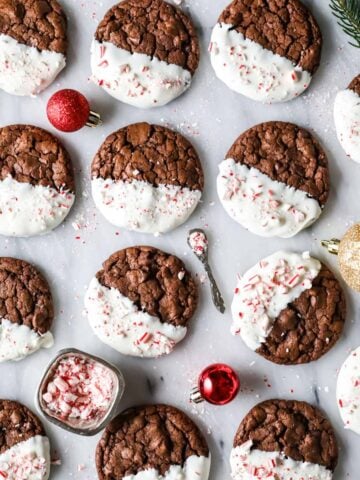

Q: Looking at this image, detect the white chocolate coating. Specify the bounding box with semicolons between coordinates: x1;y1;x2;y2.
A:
334;88;360;163
91;40;192;108
0;176;75;237
0;34;65;96
231;251;321;350
85;278;187;358
209;23;312;103
0;318;53;362
217;159;321;238
92;177;201;234
0;435;51;480
337;346;360;435
123;456;211;480
230;441;332;480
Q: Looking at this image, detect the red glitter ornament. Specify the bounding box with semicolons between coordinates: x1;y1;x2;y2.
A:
47;89;102;133
190;363;240;405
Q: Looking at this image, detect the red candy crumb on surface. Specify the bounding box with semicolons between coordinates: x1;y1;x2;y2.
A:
198;363;240;405
47;89;90;132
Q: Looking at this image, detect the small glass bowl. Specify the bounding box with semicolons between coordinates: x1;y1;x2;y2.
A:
36;348;125;436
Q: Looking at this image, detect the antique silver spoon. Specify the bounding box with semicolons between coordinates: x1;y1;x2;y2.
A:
187;228;226;314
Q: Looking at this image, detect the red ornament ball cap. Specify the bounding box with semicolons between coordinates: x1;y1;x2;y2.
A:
192;363;240;406
47;89;90;133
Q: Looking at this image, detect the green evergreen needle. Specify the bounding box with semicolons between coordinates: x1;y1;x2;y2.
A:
330;0;360;48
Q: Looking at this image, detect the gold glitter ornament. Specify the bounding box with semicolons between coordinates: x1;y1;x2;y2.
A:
322;224;360;292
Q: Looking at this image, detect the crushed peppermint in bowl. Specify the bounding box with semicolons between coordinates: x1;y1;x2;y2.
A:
37;348;125;435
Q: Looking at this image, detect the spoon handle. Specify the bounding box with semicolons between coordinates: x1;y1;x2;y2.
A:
203;261;226;314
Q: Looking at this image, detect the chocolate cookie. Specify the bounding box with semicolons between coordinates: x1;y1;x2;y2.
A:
334;73;360;163
210;0;322;103
231;251;346;365
0;0;67;96
217;121;329;238
96;404;211;480
85;246;198;358
91;0;200;108
349;75;360;95
230;399;338;479
0;257;54;362
91;122;203;234
0;399;51;478
0;124;75;237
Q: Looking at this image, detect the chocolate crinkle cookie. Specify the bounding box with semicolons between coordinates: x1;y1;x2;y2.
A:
85;246;198;358
0;124;75;237
0;399;51;479
0;0;67;95
217;121;329;238
334;73;360;163
230;399;338;479
96;404;211;480
209;0;322;103
0;257;54;362
231;251;346;365
91;0;200;108
91;122;204;235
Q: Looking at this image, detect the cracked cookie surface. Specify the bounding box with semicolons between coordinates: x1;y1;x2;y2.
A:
0;0;67;54
257;264;346;365
96;246;198;328
226;121;329;206
234;399;338;471
0;124;75;192
95;0;199;74
91;122;203;191
96;404;209;479
218;0;322;74
348;74;360;96
0;399;46;453
0;257;53;335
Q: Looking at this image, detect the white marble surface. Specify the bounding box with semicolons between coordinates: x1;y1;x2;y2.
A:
0;0;359;478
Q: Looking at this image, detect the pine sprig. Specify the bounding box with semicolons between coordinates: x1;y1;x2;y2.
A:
330;0;360;48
